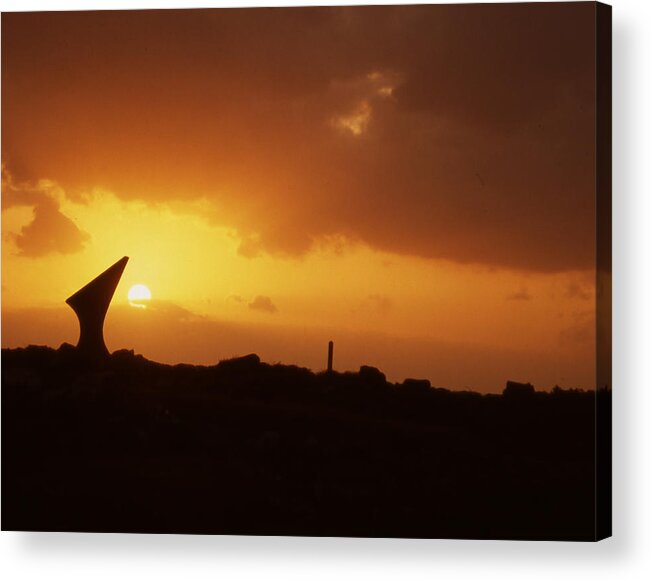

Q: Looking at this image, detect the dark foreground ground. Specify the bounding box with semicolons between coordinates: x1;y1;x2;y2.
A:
2;345;610;540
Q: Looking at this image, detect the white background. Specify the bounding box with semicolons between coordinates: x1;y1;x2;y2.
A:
1;0;649;579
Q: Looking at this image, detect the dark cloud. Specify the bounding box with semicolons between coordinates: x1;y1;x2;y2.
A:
2;167;89;257
11;197;89;257
2;4;597;271
558;309;594;347
248;295;278;314
506;289;532;302
565;281;592;301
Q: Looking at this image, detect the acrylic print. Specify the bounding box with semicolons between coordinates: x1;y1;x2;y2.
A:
1;2;611;540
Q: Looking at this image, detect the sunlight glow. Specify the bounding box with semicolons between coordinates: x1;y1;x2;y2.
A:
128;284;152;308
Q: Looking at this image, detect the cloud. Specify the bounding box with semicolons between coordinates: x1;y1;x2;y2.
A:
11;198;90;257
2;166;89;257
236;234;264;259
565;281;592;301
248;295;278;314
133;300;195;321
506;289;532;301
2;4;597;272
333;100;372;136
558;309;594;347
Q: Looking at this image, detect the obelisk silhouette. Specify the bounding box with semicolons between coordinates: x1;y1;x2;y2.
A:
66;256;129;358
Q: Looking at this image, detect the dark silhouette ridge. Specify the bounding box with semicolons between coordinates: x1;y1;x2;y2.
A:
65;256;128;359
1;345;610;540
503;380;535;399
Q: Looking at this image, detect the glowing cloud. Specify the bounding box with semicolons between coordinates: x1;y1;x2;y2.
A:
334;100;372;136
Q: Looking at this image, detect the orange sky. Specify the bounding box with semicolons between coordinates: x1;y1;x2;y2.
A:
1;4;600;392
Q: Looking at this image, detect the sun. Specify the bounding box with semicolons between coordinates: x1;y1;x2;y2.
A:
128;284;152;308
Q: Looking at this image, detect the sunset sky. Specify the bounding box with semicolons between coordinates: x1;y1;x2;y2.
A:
1;4;599;392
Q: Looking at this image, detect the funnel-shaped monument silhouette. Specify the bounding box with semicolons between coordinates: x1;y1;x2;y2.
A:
66;256;129;358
